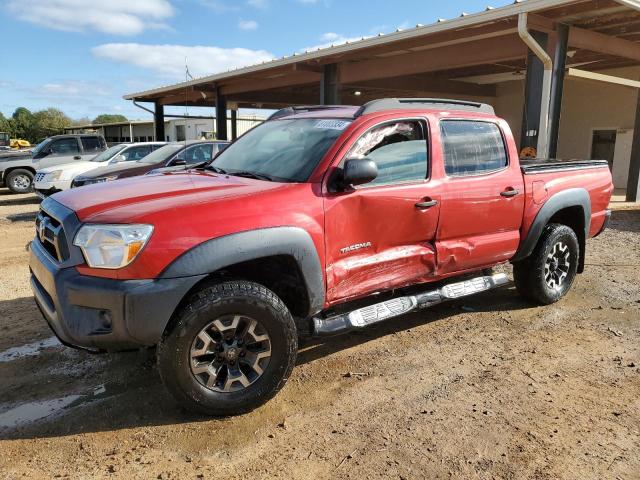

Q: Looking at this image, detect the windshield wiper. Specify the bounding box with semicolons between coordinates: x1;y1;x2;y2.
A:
228;170;274;182
204;164;227;174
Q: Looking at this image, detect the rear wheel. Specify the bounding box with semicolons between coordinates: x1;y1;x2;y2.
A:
513;223;579;305
6;169;34;194
157;280;297;416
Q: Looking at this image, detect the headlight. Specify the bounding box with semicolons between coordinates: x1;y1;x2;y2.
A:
73;224;153;269
46;170;63;181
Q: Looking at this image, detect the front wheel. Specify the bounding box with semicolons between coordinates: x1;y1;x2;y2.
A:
513;223;579;305
6;169;34;194
157;281;298;416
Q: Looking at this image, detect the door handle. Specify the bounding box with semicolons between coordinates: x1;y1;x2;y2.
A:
500;188;519;197
415;199;438;209
73;155;82;160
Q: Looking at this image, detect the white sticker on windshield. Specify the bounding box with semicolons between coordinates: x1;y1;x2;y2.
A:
314;120;350;130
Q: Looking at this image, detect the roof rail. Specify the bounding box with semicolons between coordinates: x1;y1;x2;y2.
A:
267;105;353;121
355;98;495;116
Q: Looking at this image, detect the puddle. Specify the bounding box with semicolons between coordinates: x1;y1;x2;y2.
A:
0;383;133;431
0;395;81;428
0;336;61;363
0;384;116;430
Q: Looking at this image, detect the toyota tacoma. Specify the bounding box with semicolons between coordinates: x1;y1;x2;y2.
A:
29;99;613;416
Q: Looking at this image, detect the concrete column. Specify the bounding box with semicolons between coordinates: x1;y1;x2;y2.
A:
320;64;340;105
129;123;134;142
215;91;228;141
520;31;549;154
548;24;568;159
625;91;640;202
231;110;238;140
154;101;165;142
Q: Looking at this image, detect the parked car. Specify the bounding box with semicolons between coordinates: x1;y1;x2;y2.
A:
71;140;228;187
34;142;166;197
29;99;613;416
146;141;229;175
0;134;106;194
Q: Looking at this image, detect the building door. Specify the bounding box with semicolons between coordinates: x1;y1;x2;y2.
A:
591;130;617;170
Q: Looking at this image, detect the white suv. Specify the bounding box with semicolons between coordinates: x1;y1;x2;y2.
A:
34;142;166;197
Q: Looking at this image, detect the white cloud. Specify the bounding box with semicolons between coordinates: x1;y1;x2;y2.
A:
7;0;174;36
41;81;111;97
247;0;268;9
92;43;274;79
238;19;258;30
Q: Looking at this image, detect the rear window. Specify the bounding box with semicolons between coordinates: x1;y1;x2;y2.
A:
440;120;508;176
81;137;103;152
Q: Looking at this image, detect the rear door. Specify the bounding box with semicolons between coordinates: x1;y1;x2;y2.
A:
323;117;441;303
435;119;525;274
121;145;153;161
80;137;105;161
37;137;82;169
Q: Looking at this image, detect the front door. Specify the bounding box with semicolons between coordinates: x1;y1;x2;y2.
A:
324;118;440;303
37;137;82;169
436;119;525;274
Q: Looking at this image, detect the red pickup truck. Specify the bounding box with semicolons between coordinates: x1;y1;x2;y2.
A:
29;98;613;416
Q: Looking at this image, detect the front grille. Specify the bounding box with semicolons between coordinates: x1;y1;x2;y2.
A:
35;209;70;262
35;172;46;182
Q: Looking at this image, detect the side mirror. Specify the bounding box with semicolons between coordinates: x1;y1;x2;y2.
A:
338;158;378;190
172;158;186;166
112;154;127;163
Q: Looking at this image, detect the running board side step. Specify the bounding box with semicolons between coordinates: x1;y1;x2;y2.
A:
312;273;509;336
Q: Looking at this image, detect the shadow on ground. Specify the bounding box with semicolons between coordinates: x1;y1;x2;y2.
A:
0;285;532;441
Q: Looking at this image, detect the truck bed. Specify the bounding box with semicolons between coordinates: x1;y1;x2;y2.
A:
520;158;609;174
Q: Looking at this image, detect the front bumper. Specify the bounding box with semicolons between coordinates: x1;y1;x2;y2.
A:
34;179;69;197
29;237;205;352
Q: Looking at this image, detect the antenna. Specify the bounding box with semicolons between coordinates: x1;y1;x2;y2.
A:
184;57;194;151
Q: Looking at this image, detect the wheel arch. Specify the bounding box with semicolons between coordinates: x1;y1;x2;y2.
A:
512;188;590;272
160;227;325;319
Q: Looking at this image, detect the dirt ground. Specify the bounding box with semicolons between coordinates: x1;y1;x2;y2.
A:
0;189;638;480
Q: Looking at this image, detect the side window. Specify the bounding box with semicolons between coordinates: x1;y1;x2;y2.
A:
81;137;102;152
344;120;428;186
181;144;213;164
122;146;152;161
49;138;80;154
441;121;508;176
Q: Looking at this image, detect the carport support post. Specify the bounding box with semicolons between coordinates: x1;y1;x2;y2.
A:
215;91;228;141
548;24;568;159
625;91;640;202
154;101;165;142
231;109;238;140
519;30;549;154
320;64;340;105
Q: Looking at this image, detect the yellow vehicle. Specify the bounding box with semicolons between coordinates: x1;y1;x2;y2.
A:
10;139;31;149
0;133;30;150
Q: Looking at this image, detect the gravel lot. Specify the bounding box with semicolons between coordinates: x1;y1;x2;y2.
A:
0;189;638;479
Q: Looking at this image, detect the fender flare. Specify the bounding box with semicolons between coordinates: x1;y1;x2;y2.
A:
512;188;591;268
159;227;325;316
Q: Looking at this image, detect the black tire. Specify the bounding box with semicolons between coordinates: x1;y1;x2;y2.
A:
513;223;579;305
157;280;298;416
6;169;34;194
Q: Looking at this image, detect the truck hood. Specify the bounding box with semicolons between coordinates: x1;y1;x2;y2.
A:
0;150;32;162
53;170;292;222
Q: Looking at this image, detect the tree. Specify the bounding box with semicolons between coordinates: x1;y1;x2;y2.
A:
93;114;128;125
33;108;72;139
12;107;35;141
0;112;11;136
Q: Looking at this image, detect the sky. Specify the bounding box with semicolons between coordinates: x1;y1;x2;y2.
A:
0;0;514;121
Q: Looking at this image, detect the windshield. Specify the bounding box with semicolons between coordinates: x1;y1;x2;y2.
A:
31;138;51;156
91;144;127;162
137;143;184;164
213;118;351;182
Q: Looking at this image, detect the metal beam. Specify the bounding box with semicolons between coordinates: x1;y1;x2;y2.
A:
154;101;165;142
566;68;640;89
626;91;640;202
231;109;238;140
219;71;319;95
568;26;640;62
320;64;340;104
549;23;569;158
340;34;526;83
348;75;497;97
215;89;228;141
